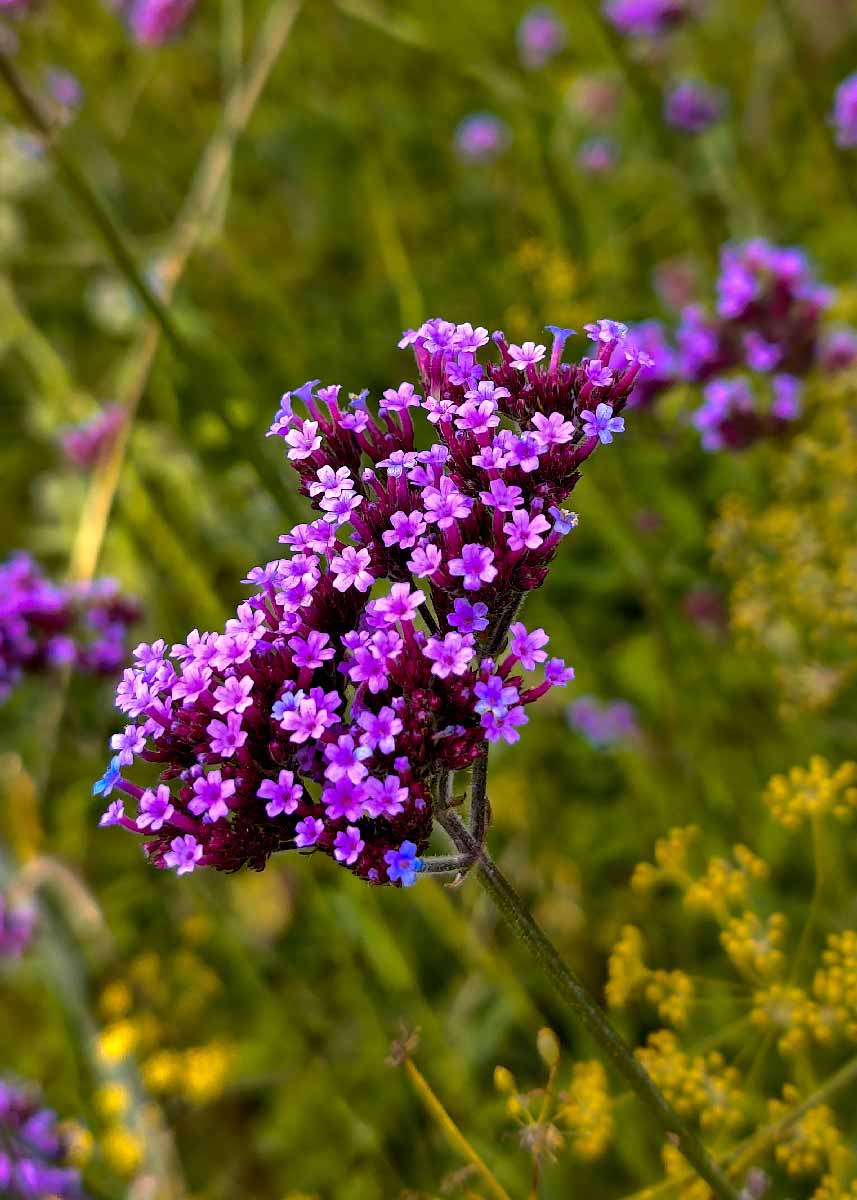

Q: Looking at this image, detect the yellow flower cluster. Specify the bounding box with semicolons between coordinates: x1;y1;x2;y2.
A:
711;398;857;714
606;925;694;1026
764;757;857;830
721;910;788;978
769;1086;843;1177
94;1084;144;1178
813;930;857;1040
634;1031;745;1132
812;1175;857;1200
750;983;834;1055
683;845;767;916
658;1143;717;1200
96;944;233;1108
496;1030;614;1165
558;1061;613;1161
632;825;699;891
142;1041;234;1104
632;825;766;919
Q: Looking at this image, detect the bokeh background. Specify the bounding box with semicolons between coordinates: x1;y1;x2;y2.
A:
2;1;857;1197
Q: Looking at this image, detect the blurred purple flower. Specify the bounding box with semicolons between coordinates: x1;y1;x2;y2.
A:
568;696;639;748
0;553;139;703
664;80;724;133
0;1078;86;1198
119;0;196;45
454;113;510;163
603;0;690;38
0;895;36;959
59;405;124;470
517;6;566;70
831;71;857;148
577;136;620;174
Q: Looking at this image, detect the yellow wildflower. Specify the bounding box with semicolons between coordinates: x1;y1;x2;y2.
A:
764;757;857;830
558;1061;613;1160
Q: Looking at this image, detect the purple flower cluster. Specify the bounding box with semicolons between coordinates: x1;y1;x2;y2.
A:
675;239;847;449
577;137;620;175
59;405;124;470
46;69;84;113
0;554;139;704
0;895;36;959
664;80;724;134
603;0;691;38
831;71;857;149
454;113;510;163
0;1079;85;1198
116;0;196;45
98;319;648;887
616;321;676;408
517;6;566;70
567;695;639;748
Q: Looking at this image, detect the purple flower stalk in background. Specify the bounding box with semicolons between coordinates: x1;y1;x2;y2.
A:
567;695;639;749
603;0;691;38
0;1078;86;1198
59;405;124;470
98;318;653;887
613;321;675;407
454;113;511;163
577;137;620;175
691;375;801;451
671;238;853;450
677;239;832;383
517;6;566;70
46;69;84;114
0;553;139;703
831;71;857;148
664;80;724;134
0;895;36;959
818;325;857;372
122;0;196;45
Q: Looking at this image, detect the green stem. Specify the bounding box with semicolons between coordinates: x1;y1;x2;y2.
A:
0;52;181;348
438;811;740;1200
770;0;857;211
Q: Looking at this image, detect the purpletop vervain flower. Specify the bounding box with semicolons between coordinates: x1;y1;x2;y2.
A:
568;695;639;748
691;375;801;451
577;137;620;175
676;239;832;385
454;113;511;163
613;321;675;408
59;405;124;470
831;71;857;149
517;6;566;70
98;318;645;886
121;0;196;45
0;1078;86;1198
603;0;691;38
0;895;36;959
0;554;139;704
672;238;848;449
664;80;724;134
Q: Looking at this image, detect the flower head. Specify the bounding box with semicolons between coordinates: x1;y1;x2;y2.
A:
99;317;647;886
832;71;857;149
0;1077;86;1198
517;6;566;69
454;113;510;162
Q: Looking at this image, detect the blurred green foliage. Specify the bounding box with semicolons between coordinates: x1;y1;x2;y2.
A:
2;0;857;1197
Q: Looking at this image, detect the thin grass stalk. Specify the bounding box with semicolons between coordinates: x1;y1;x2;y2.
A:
438;809;740;1200
0;52;181;346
